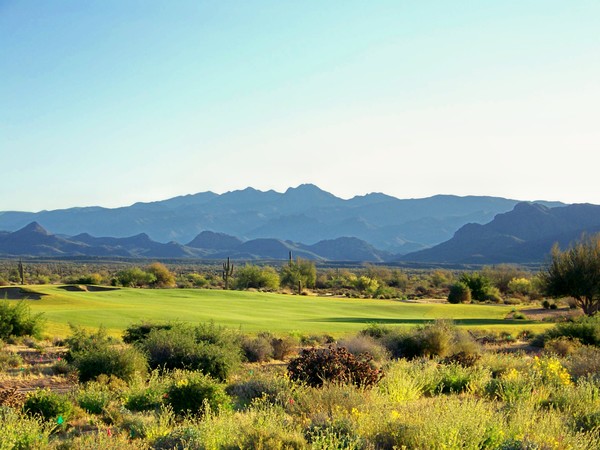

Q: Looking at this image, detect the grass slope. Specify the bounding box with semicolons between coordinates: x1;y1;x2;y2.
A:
17;285;549;337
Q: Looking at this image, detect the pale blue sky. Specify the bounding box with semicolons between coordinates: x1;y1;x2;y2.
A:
2;1;599;211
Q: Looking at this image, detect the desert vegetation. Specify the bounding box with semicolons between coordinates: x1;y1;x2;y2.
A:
1;301;600;448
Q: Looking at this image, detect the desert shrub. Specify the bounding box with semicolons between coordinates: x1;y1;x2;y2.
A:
434;363;490;395
113;267;156;287
61;429;151;449
361;322;391;339
542;299;551;309
337;334;390;363
147;262;176;288
544;336;582;357
23;388;74;423
484;286;503;303
0;300;45;339
388;320;478;360
64;325;113;361
140;325;241;381
165;370;231;416
306;417;363;449
543;315;600;346
378;360;423;402
122;322;173;344
234;264;280;291
72;345;148;383
77;382;112;414
65;273;104;285
0;348;23;370
287;346;383;388
508;277;533;297
0;406;52;448
227;372;292;409
123;371;168;412
241;334;274;363
271;335;298;360
447;282;471;304
565;345;600;380
443;351;481;367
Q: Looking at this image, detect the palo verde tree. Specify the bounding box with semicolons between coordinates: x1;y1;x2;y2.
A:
541;234;600;316
280;256;316;294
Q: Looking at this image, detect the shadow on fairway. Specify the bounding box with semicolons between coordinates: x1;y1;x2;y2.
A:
306;317;538;326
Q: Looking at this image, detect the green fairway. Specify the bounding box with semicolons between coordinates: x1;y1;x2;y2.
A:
14;285;551;337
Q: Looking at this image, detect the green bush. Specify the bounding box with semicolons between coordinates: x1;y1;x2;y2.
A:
165;370;231;416
234;264;280;290
0;406;52;448
72;346;148;383
544;316;600;346
0;300;45;339
23;388;74;423
122;322;173;344
447;282;471;304
287;346;383;388
140;323;241;381
77;382;112;414
64;325;113;361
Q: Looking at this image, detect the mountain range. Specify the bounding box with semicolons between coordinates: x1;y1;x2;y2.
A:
0;222;391;261
3;185;600;264
0;184;563;255
401;202;600;264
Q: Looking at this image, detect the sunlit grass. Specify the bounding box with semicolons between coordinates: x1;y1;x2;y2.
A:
18;285;552;338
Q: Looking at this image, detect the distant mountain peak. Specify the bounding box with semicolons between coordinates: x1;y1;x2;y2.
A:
16;221;49;235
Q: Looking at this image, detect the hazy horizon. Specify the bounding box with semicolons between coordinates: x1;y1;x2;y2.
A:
2;1;599;210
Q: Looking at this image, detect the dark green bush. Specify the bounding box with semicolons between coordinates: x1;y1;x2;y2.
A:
140;324;241;381
448;282;471;304
287;346;383;388
72;346;148;383
165;370;231;416
23;389;73;423
459;272;492;302
544;316;600;346
0;300;45;339
122;322;173;344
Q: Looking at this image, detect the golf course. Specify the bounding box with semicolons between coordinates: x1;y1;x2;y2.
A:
5;285;552;337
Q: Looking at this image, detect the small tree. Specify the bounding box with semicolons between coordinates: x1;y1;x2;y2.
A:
447;282;471;304
234;264;279;290
280;257;316;294
459;272;492;301
147;262;176;288
541;234;600;316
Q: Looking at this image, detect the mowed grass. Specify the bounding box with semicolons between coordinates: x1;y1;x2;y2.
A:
16;285;551;337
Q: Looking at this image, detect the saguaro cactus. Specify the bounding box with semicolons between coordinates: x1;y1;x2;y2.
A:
18;259;25;285
222;257;234;290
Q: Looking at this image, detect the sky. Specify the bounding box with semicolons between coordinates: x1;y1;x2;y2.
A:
2;0;600;212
